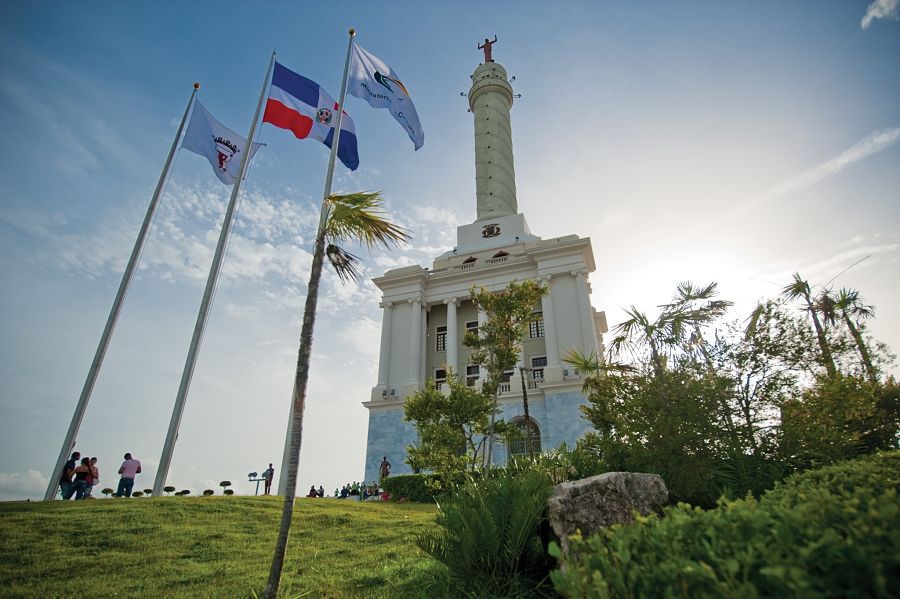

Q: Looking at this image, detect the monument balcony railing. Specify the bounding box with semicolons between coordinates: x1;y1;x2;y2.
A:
527;377;544;390
427;253;528;276
498;381;511;393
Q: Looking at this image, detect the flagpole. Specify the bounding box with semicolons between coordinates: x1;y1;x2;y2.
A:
152;53;275;497
42;84;199;502
276;30;355;495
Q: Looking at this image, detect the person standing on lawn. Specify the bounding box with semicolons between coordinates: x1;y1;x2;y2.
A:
58;451;80;500
115;452;141;497
263;463;274;495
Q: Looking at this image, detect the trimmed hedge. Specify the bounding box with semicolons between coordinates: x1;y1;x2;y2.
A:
381;474;443;503
551;451;900;598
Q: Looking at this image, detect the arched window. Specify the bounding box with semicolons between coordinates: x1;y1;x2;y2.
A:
507;417;542;460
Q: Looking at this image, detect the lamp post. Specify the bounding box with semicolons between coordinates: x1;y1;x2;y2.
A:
518;366;535;460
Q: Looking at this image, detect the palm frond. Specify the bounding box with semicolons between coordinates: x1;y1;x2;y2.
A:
325;191;410;249
326;243;364;282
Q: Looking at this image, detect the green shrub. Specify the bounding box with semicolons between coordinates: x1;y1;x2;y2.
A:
418;470;553;596
163;486;175;495
381;474;444;503
224;489;234;496
551;452;900;598
203;489;214;496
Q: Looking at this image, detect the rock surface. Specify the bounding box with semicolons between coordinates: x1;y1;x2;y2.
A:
546;472;668;554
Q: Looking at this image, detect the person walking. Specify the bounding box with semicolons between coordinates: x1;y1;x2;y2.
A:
59;451;80;500
263;463;274;495
115;452;141;497
379;456;391;479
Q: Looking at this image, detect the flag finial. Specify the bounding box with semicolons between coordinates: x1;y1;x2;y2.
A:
349;28;356;36
193;82;200;90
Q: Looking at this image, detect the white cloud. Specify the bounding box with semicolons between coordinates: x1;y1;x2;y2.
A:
746;235;900;290
862;0;900;28
738;126;900;215
0;470;49;501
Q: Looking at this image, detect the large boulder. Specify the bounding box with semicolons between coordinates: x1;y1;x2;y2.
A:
546;472;668;554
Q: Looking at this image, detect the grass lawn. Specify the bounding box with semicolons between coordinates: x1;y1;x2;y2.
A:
0;496;450;598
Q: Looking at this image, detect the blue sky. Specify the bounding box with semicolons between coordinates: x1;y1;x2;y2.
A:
1;1;898;500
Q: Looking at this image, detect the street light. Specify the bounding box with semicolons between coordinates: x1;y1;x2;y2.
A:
518;366;536;460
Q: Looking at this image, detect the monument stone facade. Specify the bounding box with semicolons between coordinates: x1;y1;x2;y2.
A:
362;47;607;483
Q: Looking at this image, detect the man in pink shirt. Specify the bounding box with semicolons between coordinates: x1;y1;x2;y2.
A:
115;452;142;497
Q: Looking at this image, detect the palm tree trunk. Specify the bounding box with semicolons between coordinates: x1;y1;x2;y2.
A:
264;223;328;599
806;299;837;377
842;312;877;382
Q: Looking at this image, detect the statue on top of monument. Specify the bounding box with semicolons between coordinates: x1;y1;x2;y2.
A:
478;35;498;63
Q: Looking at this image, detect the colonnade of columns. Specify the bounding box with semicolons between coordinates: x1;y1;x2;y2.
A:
374;270;599;396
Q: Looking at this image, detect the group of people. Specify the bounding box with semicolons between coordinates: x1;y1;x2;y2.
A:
58;451;141;499
307;484;326;497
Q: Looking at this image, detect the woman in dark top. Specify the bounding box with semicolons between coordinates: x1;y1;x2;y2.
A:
73;457;91;500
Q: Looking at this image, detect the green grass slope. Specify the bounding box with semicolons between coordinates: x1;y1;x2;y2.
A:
0;497;446;598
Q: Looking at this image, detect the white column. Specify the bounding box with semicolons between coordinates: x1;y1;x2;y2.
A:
477;309;488;382
540;277;560;367
376;302;392;389
573;270;599;354
408;298;422;385
420;303;428;389
445;298;458;378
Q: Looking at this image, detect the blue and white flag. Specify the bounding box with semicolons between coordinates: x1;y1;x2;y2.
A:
182;100;264;185
348;43;424;150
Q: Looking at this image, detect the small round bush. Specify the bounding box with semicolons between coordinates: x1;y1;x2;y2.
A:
224;489;234;496
131;491;143;497
143;489;153;496
179;489;191;496
203;489;214;496
101;488;114;497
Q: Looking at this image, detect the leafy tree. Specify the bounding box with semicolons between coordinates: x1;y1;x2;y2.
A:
219;480;232;493
224;489;234;496
101;487;114;497
203;489;214;496
143;488;153;496
464;280;547;467
163;485;175;496
179;489;190;496
405;369;500;485
266;191;408;598
780;375;899;468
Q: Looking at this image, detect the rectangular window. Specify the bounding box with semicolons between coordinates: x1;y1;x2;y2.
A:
435;368;447;390
500;369;514;383
466;364;480;387
529;312;545;338
465;320;479;338
436;325;447;352
531;356;547;380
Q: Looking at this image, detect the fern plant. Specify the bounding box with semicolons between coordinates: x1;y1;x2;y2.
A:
417;470;553;596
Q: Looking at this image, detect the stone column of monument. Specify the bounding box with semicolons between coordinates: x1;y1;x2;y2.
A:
469;59;517;220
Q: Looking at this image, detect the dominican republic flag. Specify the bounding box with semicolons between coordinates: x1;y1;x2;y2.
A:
263;61;359;171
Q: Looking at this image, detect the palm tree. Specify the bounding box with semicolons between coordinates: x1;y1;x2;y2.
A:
265;191;408;598
609;283;727;378
819;287;878;382
665;281;732;371
781;273;837;377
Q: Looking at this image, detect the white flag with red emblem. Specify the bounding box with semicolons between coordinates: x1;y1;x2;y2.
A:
182;100;264;185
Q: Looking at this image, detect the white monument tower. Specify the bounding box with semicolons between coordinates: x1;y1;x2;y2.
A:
361;39;607;483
